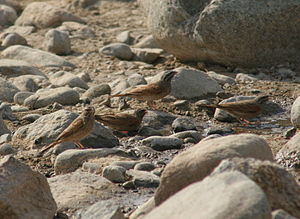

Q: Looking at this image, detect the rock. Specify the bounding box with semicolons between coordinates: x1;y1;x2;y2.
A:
0;143;15;155
45;29;71;55
48;170;120;211
0;133;11;144
171;117;196;133
11;105;29;112
213;158;300;218
77;72;91;82
142;136;183;151
1;25;35;36
21;113;41;123
145;171;271;219
10;75;39;92
173;100;189;109
151;67;222;99
275;132;300;169
291;96;300;128
110;78;130;95
272;210;298;219
0;156;57;218
170;130;202;143
154;134;273;205
13;91;33;105
0;102;16;121
216;90;234;99
206;71;235;85
83;84;111;100
138;126;163;137
140;0;300;67
57;21;95;39
204;126;234;136
134;35;160;49
102;165;126;183
116;30;133;44
14;110;119;149
129;197;155;219
1;32;28;48
235;73;259;82
132;48;163;63
0;5;17;26
77;200;125;219
111;160;138;170
50;71;88;89
134;162;156;171
2;45;75;68
54;148;128;174
23;87;80;109
127;169;160;188
0;77;19;102
100;43;133;60
127;73;147;87
0;59;46;78
0;0;22;12
15;2;85;28
142;110;176;130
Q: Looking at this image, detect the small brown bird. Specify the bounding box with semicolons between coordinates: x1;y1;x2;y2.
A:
95;109;147;133
199;95;269;122
39;106;95;154
111;70;178;108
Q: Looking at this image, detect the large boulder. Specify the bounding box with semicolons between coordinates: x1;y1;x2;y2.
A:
15;2;85;28
145;171;271;219
154;134;273;205
0;156;57;219
140;0;300;67
0;77;19;102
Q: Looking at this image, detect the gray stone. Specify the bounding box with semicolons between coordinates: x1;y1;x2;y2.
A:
0;0;22;12
0;5;17;26
50;71;88;89
275;132;300;169
2;45;75;68
110;78;130;95
23;87;80;109
78;200;125;219
142;136;183;151
134;35;160;49
236;73;259;82
0;156;57;219
291;96;300;128
10;75;39;92
111;160;138;170
213;158;300;219
21;113;41;123
276;68;296;80
1;25;35;36
57;21;95;39
151;67;222;99
132;48;163;63
138;126;163;137
54;148;128;174
155;134;273;205
170;130;202;143
100;43;133;60
0;59;46;78
206;71;235;85
15;2;85;28
134;162;155;171
102;165;126;183
171;117;196;133
48;170;120;211
127;73;147;87
11;105;29;112
127;169;160;188
116;30;133;44
0;143;15;155
0;77;19;102
272;210;298;219
13;91;34;105
83;84;111;100
1;32;28;48
77;72;91;82
0;102;16;121
204;126;234;136
140;0;300;67
142;110;176;130
45;29;71;55
145;171;271;219
0;133;11;144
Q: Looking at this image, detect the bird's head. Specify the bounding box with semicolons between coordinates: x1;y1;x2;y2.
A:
82;106;95;117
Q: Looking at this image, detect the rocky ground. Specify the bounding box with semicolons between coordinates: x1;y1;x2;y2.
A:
0;0;299;219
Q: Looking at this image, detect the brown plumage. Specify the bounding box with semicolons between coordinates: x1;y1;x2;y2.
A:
111;71;178;108
199;95;269;121
95;109;147;132
39;106;95;154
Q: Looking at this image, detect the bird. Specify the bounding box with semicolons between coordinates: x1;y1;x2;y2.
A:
110;70;178;108
95;109;147;133
198;95;269;122
38;106;95;154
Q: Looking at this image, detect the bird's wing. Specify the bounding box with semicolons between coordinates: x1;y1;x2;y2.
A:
95;114;136;125
56;117;85;141
112;83;162;97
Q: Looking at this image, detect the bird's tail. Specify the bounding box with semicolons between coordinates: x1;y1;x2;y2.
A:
38;141;58;155
110;93;128;98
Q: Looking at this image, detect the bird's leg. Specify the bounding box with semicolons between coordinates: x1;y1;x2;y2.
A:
75;141;85;149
